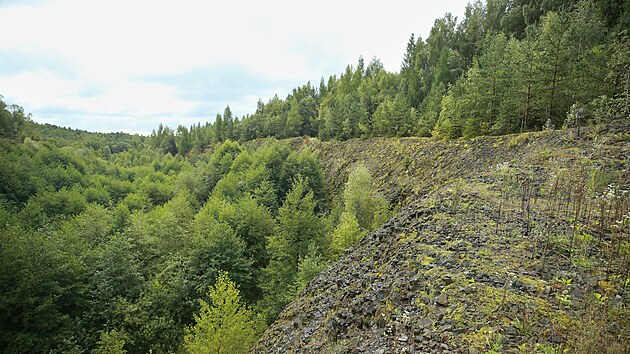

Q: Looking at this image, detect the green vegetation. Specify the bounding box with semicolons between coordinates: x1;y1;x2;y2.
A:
332;163;389;256
0;96;390;353
127;0;628;149
1;0;629;352
184;272;263;354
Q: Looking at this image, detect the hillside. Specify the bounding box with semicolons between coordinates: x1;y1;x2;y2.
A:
1;91;628;353
255;121;629;353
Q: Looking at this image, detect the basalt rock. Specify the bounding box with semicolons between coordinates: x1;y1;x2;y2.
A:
254;121;629;353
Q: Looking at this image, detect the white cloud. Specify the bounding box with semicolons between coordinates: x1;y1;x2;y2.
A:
0;0;470;133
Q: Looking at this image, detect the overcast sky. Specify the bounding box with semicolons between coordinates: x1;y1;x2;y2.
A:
0;0;471;135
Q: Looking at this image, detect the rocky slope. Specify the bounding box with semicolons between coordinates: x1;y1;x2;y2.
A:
255;121;629;353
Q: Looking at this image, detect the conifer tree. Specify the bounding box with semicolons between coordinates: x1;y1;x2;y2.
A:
286;97;303;137
260;177;325;320
214;114;224;142
223;105;234;141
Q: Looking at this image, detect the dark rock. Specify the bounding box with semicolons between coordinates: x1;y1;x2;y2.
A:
585;276;599;288
442;258;457;268
253;129;628;353
435;294;449;307
505;326;518;337
417;318;432;330
442;274;455;286
571;288;584;299
490;276;504;286
513;279;523;288
551;335;565;344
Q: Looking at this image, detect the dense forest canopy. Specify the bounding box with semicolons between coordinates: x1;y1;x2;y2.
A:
0;0;628;352
0;97;389;352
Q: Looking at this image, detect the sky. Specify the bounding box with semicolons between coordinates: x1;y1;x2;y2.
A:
0;0;471;135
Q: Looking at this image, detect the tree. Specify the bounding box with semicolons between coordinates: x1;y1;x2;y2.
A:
534;11;571;128
298;95;318;136
416;82;446;136
260;177;325;320
280;150;327;211
92;330;127;354
184;272;262;354
234;196;276;269
295;245;328;293
331;211;366;256
83;234;144;344
276;177;324;270
457;1;487;67
214;114;224;142
332;163;389;256
372;98;393;137
514;29;538;133
223;105;234;140
600;31;630;120
344;164;388;226
401;34;425;108
565;0;611;105
176;125;192;156
190;201;253;298
203;140;243;194
391;93;413;137
0;98;32;139
433;93;463;139
0;226;87;353
286;97;303;137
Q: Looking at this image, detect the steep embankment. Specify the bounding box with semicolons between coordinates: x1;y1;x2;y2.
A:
256;121;629;353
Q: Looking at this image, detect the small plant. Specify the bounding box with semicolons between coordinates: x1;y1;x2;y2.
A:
571;256;592;269
508;133;529;148
535;343;566;354
462;326;502;352
537;147;552;161
593;292;607;305
556;277;573;289
544;118;555;131
554;277;573;308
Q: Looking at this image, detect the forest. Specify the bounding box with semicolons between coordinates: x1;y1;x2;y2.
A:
1;98;389;353
0;0;628;353
146;0;628;156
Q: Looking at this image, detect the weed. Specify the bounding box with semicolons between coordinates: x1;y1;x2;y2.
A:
508;133;529;148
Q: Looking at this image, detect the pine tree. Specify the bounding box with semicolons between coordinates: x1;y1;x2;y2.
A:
214;114;224;142
223;105;234;140
286;97;303;137
175;125;192;156
535;11;571;128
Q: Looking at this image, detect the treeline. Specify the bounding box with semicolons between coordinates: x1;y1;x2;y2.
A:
0;94;390;352
148;0;628;156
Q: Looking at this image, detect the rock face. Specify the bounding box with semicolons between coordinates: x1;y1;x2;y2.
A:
255;122;629;353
